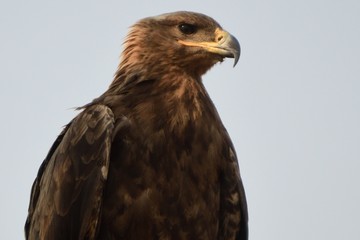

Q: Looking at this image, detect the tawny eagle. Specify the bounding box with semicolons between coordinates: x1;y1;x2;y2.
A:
25;11;248;240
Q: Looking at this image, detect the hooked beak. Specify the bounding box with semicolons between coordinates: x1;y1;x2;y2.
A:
178;28;240;67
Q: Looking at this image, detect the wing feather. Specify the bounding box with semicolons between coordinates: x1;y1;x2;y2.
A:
25;104;114;240
219;142;248;240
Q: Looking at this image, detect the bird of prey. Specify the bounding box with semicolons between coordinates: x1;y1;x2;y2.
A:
25;11;248;240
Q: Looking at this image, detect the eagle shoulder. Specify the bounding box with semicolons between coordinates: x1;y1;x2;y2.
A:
25;104;115;240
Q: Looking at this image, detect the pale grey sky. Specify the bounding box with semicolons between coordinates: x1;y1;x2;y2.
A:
1;0;359;239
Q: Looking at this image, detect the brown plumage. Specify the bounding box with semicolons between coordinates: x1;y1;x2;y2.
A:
25;11;248;240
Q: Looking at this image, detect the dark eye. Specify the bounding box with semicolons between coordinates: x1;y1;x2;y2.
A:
178;23;197;35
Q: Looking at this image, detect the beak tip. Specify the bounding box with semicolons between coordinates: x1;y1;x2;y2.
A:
233;53;240;67
228;34;241;67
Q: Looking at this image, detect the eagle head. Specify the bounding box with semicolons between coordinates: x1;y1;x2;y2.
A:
119;11;240;78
